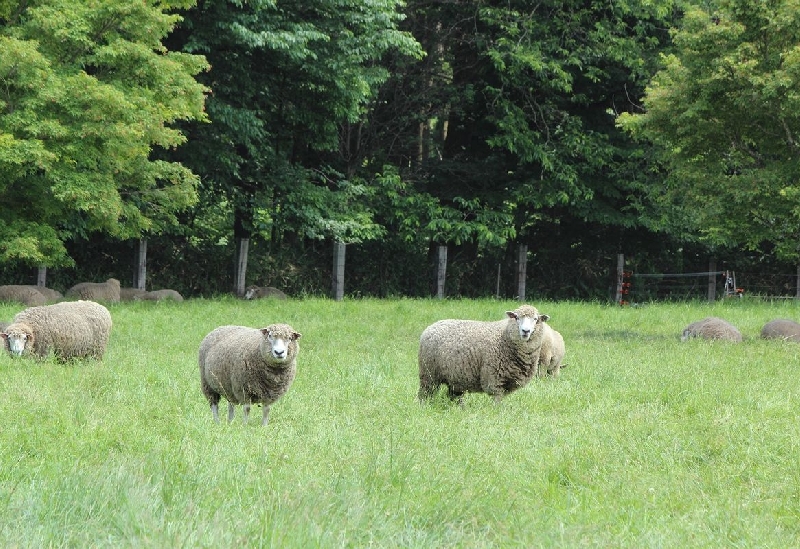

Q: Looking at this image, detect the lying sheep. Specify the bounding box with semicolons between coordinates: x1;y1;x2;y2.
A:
1;300;112;360
538;324;566;377
760;319;800;342
418;304;550;404
66;278;121;303
119;288;148;301
136;289;184;301
244;286;287;300
199;323;301;426
681;317;742;342
22;285;62;302
0;285;47;306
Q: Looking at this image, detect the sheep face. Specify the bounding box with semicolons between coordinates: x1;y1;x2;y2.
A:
260;326;301;363
244;286;258;300
1;324;34;357
506;307;549;342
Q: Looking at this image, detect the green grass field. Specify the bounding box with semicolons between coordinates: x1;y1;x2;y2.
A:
1;297;799;547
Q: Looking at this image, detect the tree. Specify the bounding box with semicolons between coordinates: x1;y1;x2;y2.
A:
0;0;208;269
171;0;421;293
618;0;800;260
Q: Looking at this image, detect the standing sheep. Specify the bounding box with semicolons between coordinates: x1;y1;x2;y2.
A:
418;304;550;404
199;323;301;426
1;300;112;360
760;319;800;342
244;286;288;300
0;285;47;307
681;317;742;342
538;324;566;377
66;278;121;303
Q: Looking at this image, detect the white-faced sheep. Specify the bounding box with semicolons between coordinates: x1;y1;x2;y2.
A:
199;323;301;426
760;319;800;342
136;289;184;302
244;285;288;300
0;285;47;307
66;278;121;303
538;324;566;377
1;300;112;360
681;317;742;342
418;304;550;404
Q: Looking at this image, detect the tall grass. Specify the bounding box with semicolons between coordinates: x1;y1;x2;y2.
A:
1;297;800;547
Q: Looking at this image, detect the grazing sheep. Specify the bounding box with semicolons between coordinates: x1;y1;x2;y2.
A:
22;285;62;302
760;319;800;342
538;324;566;377
199;323;301;426
681;317;742;342
137;289;184;302
1;300;112;360
244;286;288;300
418;304;550;404
0;285;47;307
119;287;148;301
66;278;121;303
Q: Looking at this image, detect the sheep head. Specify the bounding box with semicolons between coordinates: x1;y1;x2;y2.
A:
1;322;35;357
506;305;549;342
259;324;301;364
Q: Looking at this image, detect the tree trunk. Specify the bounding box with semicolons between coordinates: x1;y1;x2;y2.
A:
133;238;147;290
37;266;47;287
516;244;528;301
436;245;447;299
233;209;252;297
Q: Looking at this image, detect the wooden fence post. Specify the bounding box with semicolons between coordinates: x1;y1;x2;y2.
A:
796;264;800;298
707;258;717;301
332;241;346;301
614;254;625;304
133;238;147;290
517;244;528;301
37;266;47;288
436;245;447;299
235;237;249;297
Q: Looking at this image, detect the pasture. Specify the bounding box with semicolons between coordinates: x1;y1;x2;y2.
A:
1;297;799;547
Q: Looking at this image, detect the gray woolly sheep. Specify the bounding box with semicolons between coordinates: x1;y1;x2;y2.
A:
66;278;121;303
137;289;184;301
1;300;112;360
538;324;566;377
119;287;148;301
681;317;742;342
418;304;550;404
22;285;62;302
199;323;301;426
0;285;47;307
760;319;800;342
244;286;288;300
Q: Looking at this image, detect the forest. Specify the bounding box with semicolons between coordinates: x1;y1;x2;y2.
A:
2;0;800;300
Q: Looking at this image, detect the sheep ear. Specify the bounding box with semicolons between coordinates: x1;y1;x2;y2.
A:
540;314;550;322
505;311;517;319
260;328;270;336
293;332;302;340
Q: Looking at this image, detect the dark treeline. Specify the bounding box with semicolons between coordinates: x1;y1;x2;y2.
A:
3;1;800;300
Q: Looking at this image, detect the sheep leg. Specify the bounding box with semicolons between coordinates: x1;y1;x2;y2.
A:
227;402;236;423
261;405;271;427
242;403;251;423
211;403;220;423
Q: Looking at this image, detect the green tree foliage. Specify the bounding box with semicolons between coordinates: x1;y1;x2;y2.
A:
172;0;421;246
618;0;800;260
0;0;208;267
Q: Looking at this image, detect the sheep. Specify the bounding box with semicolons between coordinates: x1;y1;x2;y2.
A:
538;324;566;377
22;285;62;302
1;300;112;360
681;317;742;342
199;323;301;426
136;289;184;302
65;278;121;303
0;321;9;332
119;287;148;301
0;285;47;307
418;304;550;404
244;285;288;300
760;319;800;342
